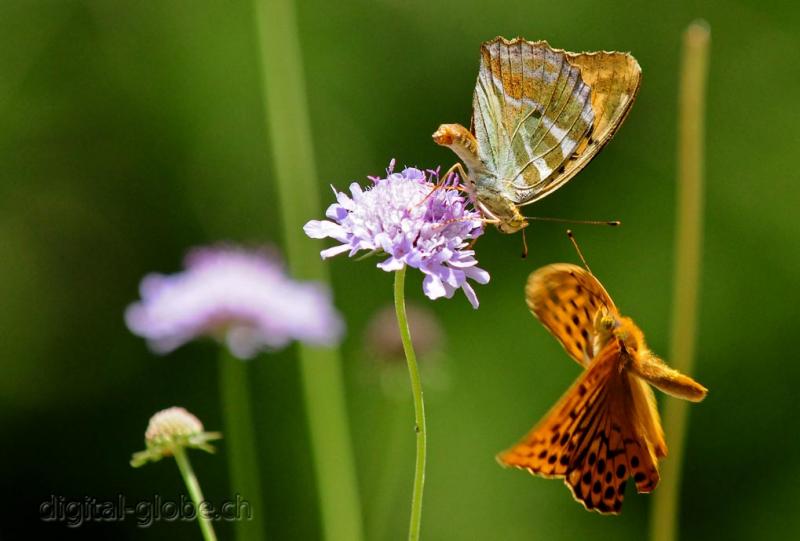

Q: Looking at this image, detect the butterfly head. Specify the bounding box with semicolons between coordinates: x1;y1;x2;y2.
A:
472;191;529;233
593;309;646;357
592;308;617;348
495;211;529;234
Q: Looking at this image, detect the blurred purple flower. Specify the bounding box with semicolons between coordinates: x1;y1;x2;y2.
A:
304;161;489;308
125;246;344;359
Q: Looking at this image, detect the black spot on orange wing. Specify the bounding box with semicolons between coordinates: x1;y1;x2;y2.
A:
526;264;618;368
622;432;661;494
500;337;640;515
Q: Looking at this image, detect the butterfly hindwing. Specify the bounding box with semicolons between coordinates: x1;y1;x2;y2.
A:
526;263;617;366
627;373;668;474
566;51;642;152
531;50;642;204
473;38;595;203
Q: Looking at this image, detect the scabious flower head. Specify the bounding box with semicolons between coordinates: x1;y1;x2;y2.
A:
131;406;221;467
304;161;489;308
125;245;344;359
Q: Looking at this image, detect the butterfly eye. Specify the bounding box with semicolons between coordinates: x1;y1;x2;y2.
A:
599;314;615;331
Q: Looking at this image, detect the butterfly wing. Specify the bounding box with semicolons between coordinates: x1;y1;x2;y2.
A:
472;38;595;204
520;50;642;205
628;374;668;468
497;341;661;514
526;263;617;367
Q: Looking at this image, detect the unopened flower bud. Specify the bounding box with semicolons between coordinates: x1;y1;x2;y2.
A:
131;407;221;467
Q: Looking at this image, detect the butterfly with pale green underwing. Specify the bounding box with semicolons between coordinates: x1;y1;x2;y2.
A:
433;36;641;234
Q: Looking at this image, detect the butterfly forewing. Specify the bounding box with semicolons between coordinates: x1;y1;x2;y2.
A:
498;342;659;514
526;263;616;366
497;347;613;478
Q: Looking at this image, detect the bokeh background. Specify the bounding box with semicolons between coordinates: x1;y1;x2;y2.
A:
2;0;798;539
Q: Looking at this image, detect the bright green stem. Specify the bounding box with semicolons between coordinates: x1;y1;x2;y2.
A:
393;267;427;541
253;0;364;539
174;446;218;541
219;351;266;541
650;20;710;541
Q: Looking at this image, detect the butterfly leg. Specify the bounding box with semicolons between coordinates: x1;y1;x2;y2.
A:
465;216;503;249
520;228;529;259
413;163;471;208
467;235;482;249
441;162;470;186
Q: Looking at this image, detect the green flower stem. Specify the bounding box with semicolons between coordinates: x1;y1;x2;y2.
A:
174;446;218;541
393;267;427;541
219;351;266;541
253;0;364;539
650;20;710;541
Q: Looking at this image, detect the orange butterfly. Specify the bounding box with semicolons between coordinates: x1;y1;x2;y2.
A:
497;263;707;514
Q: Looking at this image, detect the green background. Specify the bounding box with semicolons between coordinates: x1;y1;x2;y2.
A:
2;0;797;539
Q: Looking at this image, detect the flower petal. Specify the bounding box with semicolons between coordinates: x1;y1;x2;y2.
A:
320;244;351;259
464;266;490;285
377;257;405;272
304;220;342;239
461;281;480;309
422;273;447;300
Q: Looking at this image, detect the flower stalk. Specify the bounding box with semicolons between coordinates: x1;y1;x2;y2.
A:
219;350;266;541
253;0;364;539
174;446;218;541
394;266;427;541
650;20;710;541
306;161;486;540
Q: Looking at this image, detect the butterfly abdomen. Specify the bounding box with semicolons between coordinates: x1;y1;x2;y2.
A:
432;123;486;178
631;354;709;402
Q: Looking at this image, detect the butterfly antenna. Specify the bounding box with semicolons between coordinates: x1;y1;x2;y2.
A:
521;228;528;259
567;229;593;274
523;216;621;227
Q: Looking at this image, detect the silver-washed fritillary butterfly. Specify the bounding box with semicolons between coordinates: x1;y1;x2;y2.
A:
497;263;707;514
433;37;641;233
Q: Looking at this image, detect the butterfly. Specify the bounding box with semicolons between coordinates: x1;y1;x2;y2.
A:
433;37;641;233
497;263;707;514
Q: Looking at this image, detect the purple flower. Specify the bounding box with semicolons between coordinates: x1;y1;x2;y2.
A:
304;161;489;308
125;246;344;359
